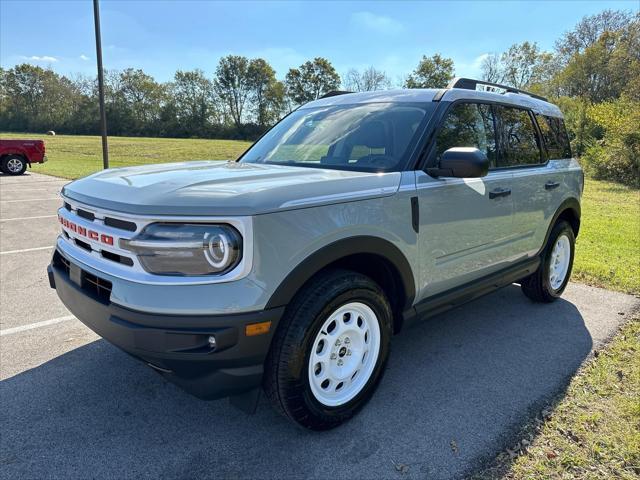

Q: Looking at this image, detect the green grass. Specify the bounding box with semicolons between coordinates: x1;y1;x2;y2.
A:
573;180;640;294
476;319;640;480
2;132;638;294
0;132;251;179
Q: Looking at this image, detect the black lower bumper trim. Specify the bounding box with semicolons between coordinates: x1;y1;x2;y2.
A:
49;258;284;400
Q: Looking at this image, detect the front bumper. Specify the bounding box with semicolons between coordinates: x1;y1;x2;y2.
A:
48;251;284;400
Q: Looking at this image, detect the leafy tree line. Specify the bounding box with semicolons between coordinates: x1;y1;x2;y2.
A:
0;57;337;140
0;49;459;141
0;9;637;184
480;10;639;185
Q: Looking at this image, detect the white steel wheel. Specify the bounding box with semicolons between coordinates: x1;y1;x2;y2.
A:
549;234;571;291
308;302;381;407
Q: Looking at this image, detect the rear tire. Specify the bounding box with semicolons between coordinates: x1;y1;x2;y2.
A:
521;220;575;302
264;269;392;430
1;155;27;175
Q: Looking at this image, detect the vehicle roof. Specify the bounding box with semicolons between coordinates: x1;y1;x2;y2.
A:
302;87;564;118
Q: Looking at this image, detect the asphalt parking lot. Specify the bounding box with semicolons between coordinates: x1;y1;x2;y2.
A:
1;171;639;480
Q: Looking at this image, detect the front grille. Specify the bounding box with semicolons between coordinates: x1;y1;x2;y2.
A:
83;272;113;301
76;208;95;221
101;249;134;266
53;250;113;303
54;251;71;274
104;217;137;232
74;238;92;252
60;199;137;268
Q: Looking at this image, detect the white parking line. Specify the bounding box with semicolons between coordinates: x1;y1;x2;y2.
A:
0;245;53;255
0;188;62;193
0;315;76;336
0;179;68;183
0;197;59;203
0;214;58;222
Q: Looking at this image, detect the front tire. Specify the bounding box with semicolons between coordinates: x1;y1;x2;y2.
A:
1;155;27;175
521;220;575;302
264;269;392;430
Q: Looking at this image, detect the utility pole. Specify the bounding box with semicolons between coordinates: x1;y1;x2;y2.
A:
93;0;109;169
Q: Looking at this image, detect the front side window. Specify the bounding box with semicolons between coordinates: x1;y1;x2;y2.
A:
535;114;572;159
240;103;432;172
434;102;497;168
495;106;542;167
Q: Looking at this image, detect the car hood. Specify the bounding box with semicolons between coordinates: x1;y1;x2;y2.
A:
62;161;402;216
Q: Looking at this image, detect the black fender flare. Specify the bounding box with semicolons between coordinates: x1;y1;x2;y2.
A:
264;236;416;311
538;197;581;255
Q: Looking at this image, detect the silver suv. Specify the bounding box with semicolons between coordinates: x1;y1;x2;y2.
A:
48;78;583;430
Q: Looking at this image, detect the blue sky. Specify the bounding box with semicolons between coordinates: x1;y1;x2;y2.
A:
1;0;637;85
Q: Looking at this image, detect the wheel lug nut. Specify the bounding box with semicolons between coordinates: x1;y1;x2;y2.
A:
337;360;343;366
344;338;350;344
335;339;341;346
330;353;337;360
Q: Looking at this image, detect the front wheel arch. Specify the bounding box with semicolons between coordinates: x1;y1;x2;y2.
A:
264;236;416;332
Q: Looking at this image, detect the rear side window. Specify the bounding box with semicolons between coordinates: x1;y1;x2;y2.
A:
434;102;497;168
535;115;572;159
495;106;542;167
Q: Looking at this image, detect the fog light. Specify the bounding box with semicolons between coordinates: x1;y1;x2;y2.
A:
208;335;217;349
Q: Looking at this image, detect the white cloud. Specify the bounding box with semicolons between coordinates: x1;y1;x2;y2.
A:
22;55;58;63
351;12;404;35
455;53;490;79
79;54;90;61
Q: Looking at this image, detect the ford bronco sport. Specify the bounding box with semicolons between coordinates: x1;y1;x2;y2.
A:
48;78;582;430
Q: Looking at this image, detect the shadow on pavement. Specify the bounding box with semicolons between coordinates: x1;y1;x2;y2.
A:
0;285;592;480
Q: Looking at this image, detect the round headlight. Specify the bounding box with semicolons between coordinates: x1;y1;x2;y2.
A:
204;232;231;269
121;223;242;276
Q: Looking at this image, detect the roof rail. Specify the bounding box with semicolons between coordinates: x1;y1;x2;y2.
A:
446;77;548;102
320;90;353;99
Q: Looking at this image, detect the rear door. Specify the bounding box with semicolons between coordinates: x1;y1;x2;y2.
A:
415;102;515;300
494;106;555;257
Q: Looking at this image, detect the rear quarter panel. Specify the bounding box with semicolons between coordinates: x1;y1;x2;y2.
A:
514;158;583;258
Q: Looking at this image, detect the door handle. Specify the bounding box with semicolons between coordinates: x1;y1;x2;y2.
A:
489;188;511;199
545;181;560;190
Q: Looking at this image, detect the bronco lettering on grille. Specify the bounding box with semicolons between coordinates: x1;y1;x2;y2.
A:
59;215;114;246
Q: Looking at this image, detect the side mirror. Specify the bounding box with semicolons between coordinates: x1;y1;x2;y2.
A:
426;147;489;178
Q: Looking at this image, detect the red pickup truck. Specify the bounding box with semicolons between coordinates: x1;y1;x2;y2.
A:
0;139;47;175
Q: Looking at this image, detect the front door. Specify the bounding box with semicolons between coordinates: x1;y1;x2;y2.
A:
415;102;516;301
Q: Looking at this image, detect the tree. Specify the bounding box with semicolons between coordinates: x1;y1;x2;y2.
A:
555;9;636;63
284;57;341;105
247;58;284;127
404;54;454;89
500;42;542;89
481;42;559;92
0;64;83;133
214;55;252;127
343;67;391;91
556;17;640;103
168;69;217;136
106;68;166;136
581;95;639;185
481;54;503;83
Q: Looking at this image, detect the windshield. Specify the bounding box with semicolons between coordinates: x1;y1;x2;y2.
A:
239;103;432;172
